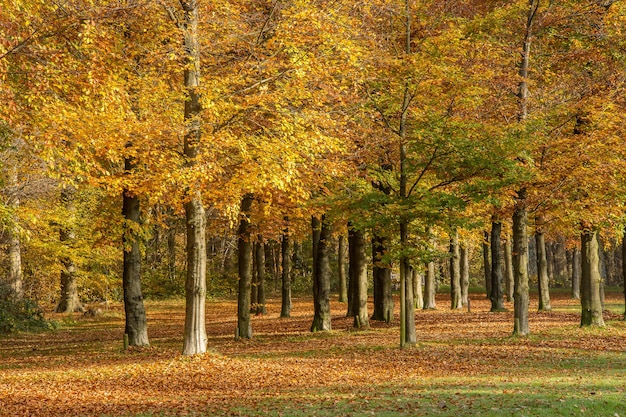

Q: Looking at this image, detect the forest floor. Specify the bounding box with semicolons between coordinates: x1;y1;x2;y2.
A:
1;291;625;417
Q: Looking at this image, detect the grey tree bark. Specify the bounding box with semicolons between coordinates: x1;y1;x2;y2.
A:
490;221;506;312
423;260;437;309
338;235;348;303
236;194;254;339
482;230;491;298
179;0;208;356
7;167;23;300
535;224;552;311
371;233;393;322
348;226;369;329
122;154;149;346
311;215;332;332
460;242;470;307
450;230;462;310
56;186;84;314
280;223;292;318
412;268;423;310
580;229;605;327
255;239;266;315
571;247;581;299
504;238;514;302
513;194;530;336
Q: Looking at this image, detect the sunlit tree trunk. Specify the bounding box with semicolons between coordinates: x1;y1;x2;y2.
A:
179;0;207;356
348;226;369;329
236;194;253;339
280;222;292;318
504;238;514;302
56;186;84;314
412;268;423;310
371;233;393;322
535;221;552;311
580;229;605;327
490;221;505;312
460;242;470;307
7;167;23;300
122;153;149;347
450;229;462;310
513;194;530;336
337;235;348;303
424;260;436;309
571;247;581;299
251;243;258;313
255;239;266;315
311;215;331;332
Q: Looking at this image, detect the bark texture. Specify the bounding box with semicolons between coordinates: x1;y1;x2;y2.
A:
535;227;552;311
236;195;254;339
504;239;514;302
580;230;605;327
371;234;393;322
450;230;462;310
311;216;332;332
424;260;437;309
413;268;423;310
122;155;149;346
512;198;530;336
348;226;369;329
490;221;505;312
280;225;292;318
460;242;469;307
337;235;348;303
571;247;581;299
56;186;84;314
254;240;266;315
482;230;491;298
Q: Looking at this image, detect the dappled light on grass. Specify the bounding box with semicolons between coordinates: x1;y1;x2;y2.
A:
1;292;625;416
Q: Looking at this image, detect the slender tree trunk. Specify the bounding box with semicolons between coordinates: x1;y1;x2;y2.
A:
450;229;462;310
311;215;332;332
167;215;177;284
482;230;491;298
348;226;369;329
371;233;393;322
546;240;555;283
347;223;355;317
580;229;605;327
56;186;84;314
622;227;625;318
571;247;581;299
338;235;348;303
122;155;149;347
413;268;423;310
180;0;207;356
255;239;266;315
424;260;436;309
535;226;552;311
460;242;470;307
504;238;514;302
250;242;258;313
280;223;292;318
236;194;254;339
7;167;23;300
513;195;530;336
490;221;506;312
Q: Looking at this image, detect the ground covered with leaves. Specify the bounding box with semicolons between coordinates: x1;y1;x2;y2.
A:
1;292;625;417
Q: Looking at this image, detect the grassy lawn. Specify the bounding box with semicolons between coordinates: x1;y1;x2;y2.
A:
1;292;625;416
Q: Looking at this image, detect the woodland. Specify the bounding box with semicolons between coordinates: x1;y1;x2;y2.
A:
1;0;626;415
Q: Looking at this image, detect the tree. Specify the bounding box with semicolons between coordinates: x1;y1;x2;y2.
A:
236;194;253;340
490;221;505;312
371;233;393;322
311;215;331;332
280;223;292;318
534;217;552;311
337;235;348;303
348;226;369;329
449;229;462;310
580;228;605;327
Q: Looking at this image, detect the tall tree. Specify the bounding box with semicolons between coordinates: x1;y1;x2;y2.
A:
236;194;254;339
490;221;505;312
348;226;369;329
371;233;393;322
504;237;514;302
460;241;470;307
580;228;605;327
280;223;292;318
337;235;348;303
449;229;462;310
534;218;552;311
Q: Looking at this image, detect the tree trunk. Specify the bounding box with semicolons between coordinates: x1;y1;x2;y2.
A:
571;247;581;299
554;239;568;283
580;230;605;327
490;221;506;312
167;215;177;284
56;186;84;314
424;260;436;309
236;194;254;339
512;195;530;336
347;223;355;317
622;228;625;318
504;238;514;302
180;0;207;356
348;226;369;329
7;168;23;300
311;215;332;332
482;230;491;298
255;239;266;315
400;221;416;345
280;223;292;318
450;229;462;310
545;240;555;283
535;226;552;311
413;268;423;310
460;242;470;307
250;242;259;313
337;235;348;303
122;156;149;347
371;233;393;322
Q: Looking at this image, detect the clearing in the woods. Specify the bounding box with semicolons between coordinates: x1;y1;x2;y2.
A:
1;292;625;417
